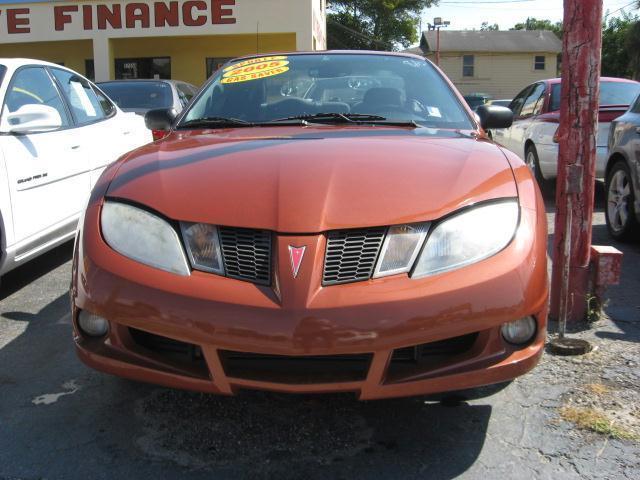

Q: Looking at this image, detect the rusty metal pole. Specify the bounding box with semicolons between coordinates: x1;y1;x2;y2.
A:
550;0;603;323
436;26;441;66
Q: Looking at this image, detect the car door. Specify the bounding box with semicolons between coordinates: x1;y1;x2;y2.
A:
492;85;531;150
50;68;142;187
0;65;89;246
507;82;546;159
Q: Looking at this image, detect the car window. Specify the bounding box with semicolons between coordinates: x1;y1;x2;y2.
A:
93;86;117;117
183;54;474;130
509;86;532;117
550;81;640;111
1;66;70;130
98;82;173;110
519;83;545;117
632;95;640;114
0;65;6;87
176;83;195;103
51;68;106;125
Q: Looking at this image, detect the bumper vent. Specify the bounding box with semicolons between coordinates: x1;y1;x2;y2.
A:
219;227;272;285
323;227;386;285
220;351;373;384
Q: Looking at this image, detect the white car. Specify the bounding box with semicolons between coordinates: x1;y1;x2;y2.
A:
491;77;640;186
0;59;152;278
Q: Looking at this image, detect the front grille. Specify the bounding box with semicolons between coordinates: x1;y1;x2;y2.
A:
220;351;373;384
219;227;272;285
323;227;386;285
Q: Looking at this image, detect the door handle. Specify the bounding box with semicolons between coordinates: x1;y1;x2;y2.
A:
70;145;80;150
122;130;131;136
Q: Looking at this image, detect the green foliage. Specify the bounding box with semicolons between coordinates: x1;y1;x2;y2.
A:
511;17;563;39
327;0;437;51
480;22;499;31
601;13;640;78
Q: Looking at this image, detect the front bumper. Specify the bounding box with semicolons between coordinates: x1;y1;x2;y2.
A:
72;202;548;400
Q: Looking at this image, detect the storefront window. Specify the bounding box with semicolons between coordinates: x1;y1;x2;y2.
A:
206;57;233;78
115;57;171;80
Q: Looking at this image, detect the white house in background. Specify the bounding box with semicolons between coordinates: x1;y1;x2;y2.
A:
405;30;562;99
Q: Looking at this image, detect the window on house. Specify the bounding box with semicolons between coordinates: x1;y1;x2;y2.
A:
534;56;545;70
462;55;474;77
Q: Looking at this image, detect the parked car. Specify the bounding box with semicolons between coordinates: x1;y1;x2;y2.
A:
98;79;198;140
0;59;152;279
72;51;549;400
486;99;512;109
463;93;492;110
491;77;640;187
604;94;640;240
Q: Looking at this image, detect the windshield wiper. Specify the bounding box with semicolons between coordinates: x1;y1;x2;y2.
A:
268;112;386;124
267;112;418;127
178;116;254;129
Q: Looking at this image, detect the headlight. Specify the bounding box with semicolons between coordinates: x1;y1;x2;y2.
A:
412;200;519;278
373;223;429;278
180;222;224;274
101;201;190;276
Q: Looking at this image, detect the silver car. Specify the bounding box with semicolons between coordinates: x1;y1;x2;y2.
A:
605;94;640;240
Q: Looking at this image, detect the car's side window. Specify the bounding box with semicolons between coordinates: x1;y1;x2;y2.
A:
92;86;117;117
0;66;71;131
50;68;106;125
509;86;531;118
632;95;640;114
519;83;546;118
176;83;195;107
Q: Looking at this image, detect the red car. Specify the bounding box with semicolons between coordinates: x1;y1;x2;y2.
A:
71;51;549;400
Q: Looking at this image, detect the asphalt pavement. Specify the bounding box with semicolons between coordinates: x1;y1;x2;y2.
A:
1;186;638;480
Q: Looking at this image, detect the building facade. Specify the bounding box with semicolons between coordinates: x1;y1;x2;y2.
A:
0;0;327;85
406;30;562;99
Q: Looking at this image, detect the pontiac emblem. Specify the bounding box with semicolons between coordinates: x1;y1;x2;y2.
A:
288;246;306;278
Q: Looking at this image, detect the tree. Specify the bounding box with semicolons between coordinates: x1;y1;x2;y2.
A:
480;22;499;31
601;12;639;78
628;20;640;79
511;17;563;39
327;0;437;51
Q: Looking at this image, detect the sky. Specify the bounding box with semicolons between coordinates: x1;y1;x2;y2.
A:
418;0;639;35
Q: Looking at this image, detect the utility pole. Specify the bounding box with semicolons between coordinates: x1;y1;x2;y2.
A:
550;0;603;323
427;17;450;66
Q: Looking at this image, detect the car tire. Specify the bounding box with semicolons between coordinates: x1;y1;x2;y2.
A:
525;145;553;191
605;160;639;241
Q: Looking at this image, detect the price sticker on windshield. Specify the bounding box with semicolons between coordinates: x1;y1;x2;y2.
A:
222;56;290;84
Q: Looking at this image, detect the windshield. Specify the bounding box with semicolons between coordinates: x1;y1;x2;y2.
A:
550;81;640;111
98;81;173;110
181;54;473;129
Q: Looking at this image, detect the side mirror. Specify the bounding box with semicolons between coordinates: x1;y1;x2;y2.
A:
476;105;513;130
145;108;178;132
6;104;62;134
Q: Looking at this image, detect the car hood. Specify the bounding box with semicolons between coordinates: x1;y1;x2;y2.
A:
106;126;517;233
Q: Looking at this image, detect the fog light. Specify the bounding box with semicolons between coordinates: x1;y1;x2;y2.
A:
501;317;536;345
78;311;109;337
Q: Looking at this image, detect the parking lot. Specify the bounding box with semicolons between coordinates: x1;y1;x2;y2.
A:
0;186;638;480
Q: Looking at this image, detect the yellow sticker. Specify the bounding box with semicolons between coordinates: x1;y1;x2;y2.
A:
223;56;288;72
222;58;290;84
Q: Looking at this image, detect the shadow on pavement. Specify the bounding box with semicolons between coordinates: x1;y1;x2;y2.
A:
0;241;74;301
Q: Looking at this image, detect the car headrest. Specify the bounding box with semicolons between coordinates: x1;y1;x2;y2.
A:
362;88;402;106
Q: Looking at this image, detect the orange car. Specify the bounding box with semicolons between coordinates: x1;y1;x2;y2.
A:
71;51;548;400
